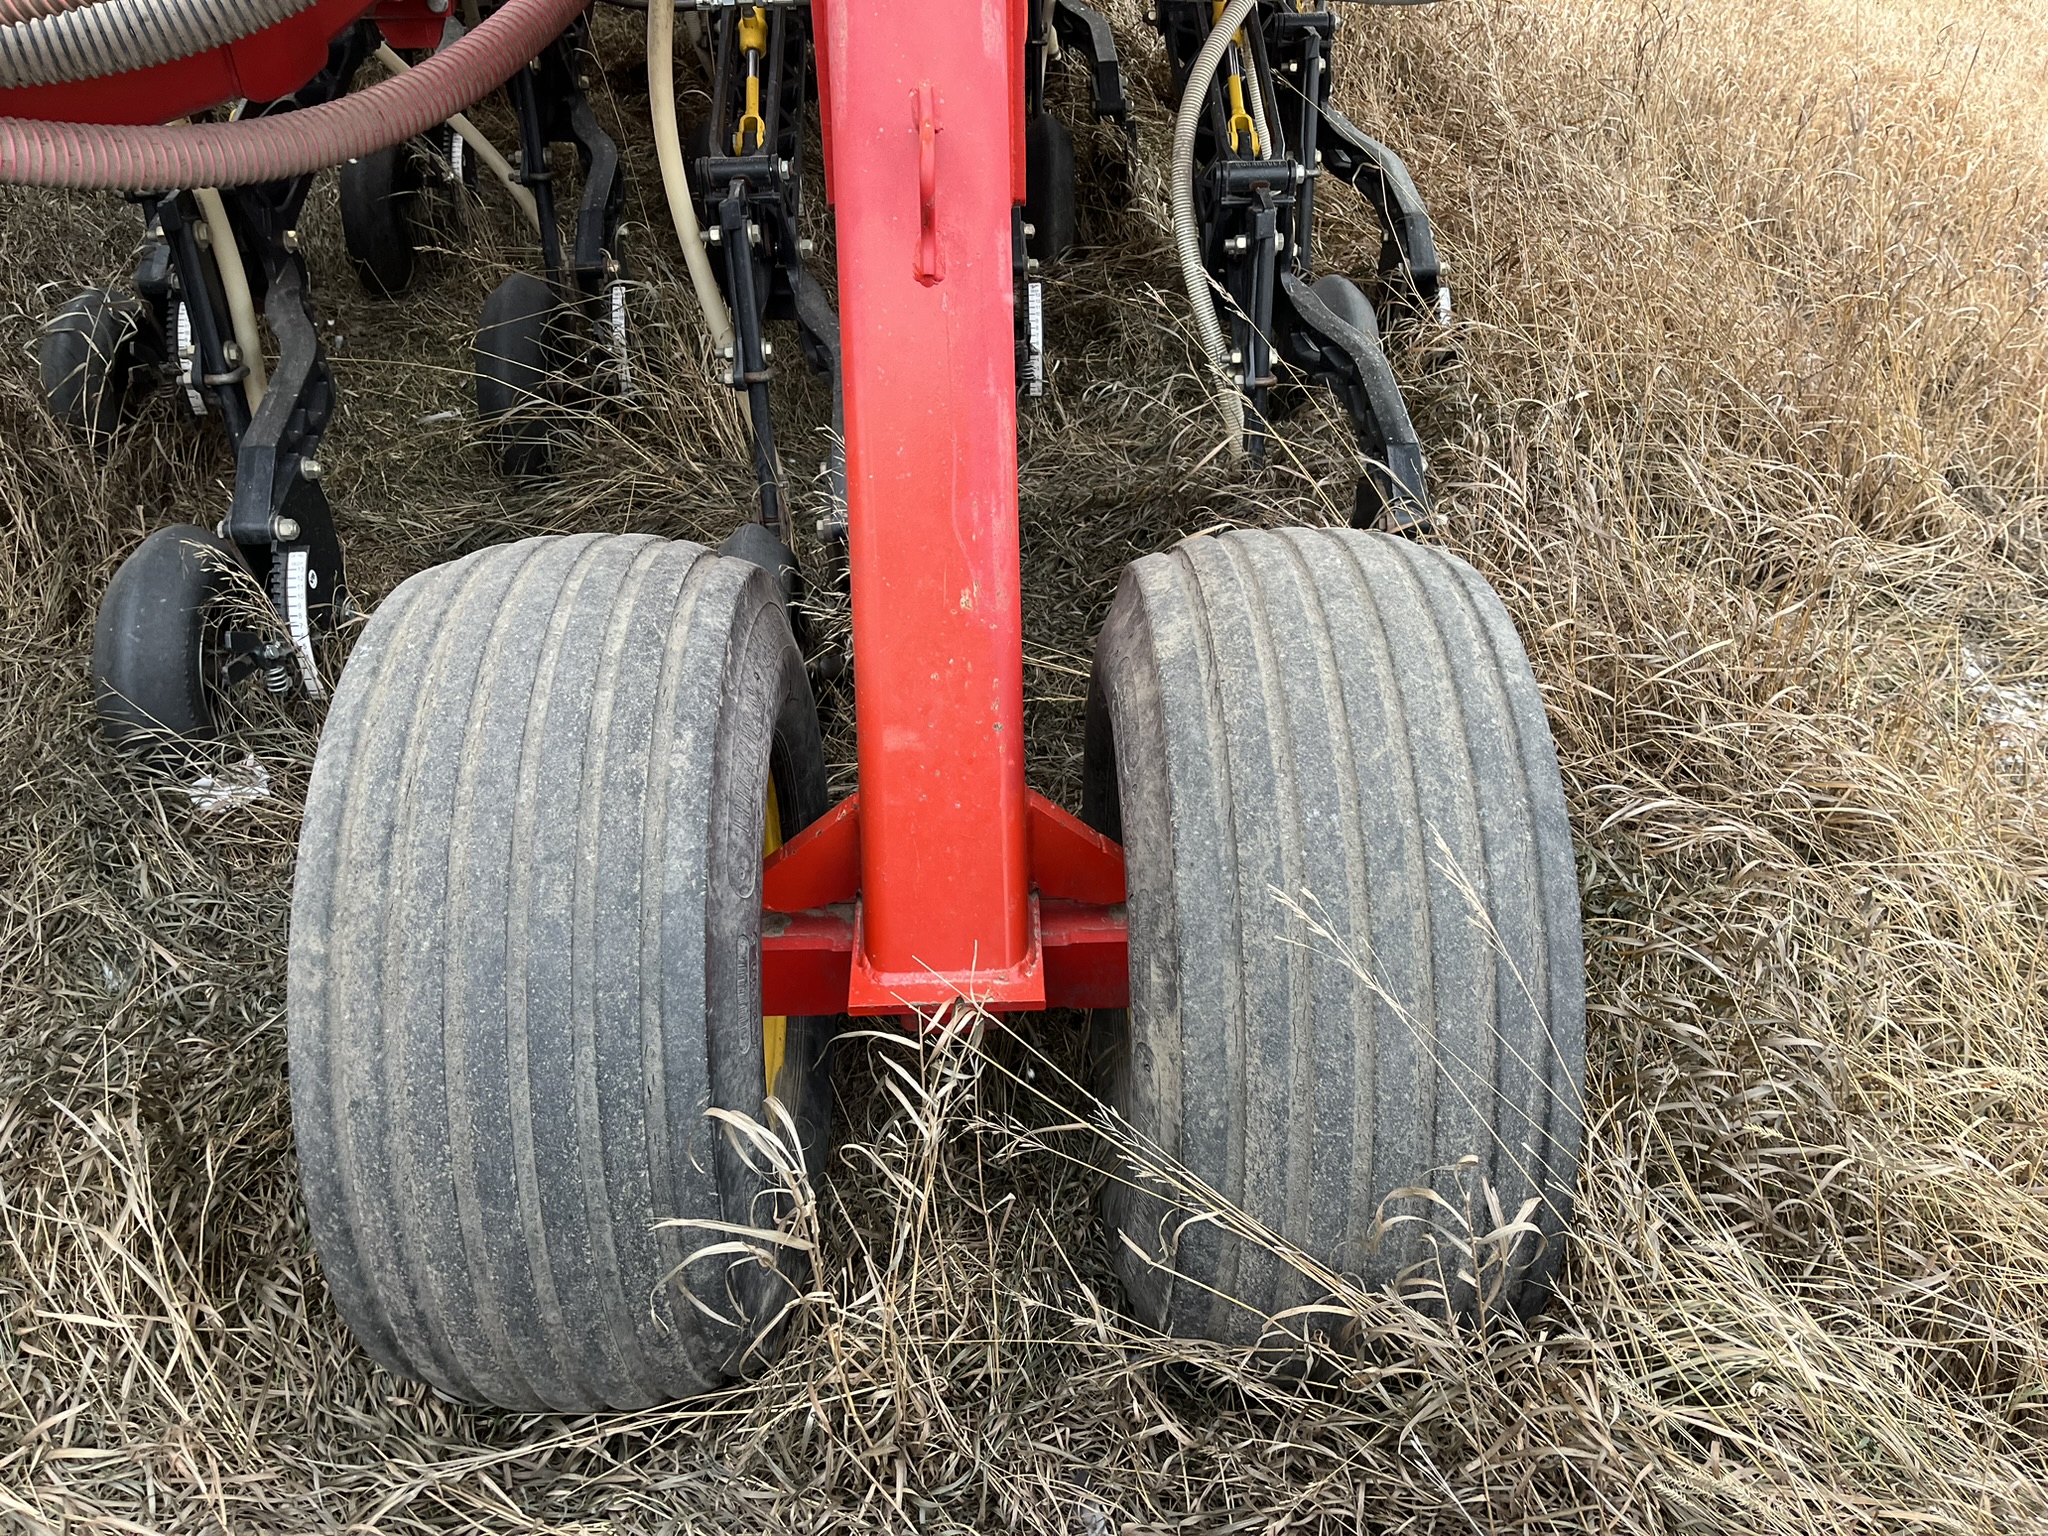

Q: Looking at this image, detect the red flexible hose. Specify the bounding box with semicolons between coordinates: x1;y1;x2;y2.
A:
0;0;101;27
0;0;587;189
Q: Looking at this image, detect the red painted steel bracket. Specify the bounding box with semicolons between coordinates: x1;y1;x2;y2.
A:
761;791;1130;1016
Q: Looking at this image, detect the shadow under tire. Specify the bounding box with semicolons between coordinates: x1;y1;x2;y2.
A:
1082;527;1584;1344
289;533;837;1411
340;144;422;298
474;272;558;478
92;524;243;758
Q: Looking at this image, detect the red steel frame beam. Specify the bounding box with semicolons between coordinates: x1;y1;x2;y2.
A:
767;0;1129;1018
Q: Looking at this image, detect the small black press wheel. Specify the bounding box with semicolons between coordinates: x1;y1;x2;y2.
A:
39;287;141;442
91;524;246;757
339;143;422;298
290;533;838;1410
1084;527;1585;1346
1024;110;1077;263
474;272;560;477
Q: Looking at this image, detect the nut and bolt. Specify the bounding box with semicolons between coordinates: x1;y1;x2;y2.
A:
706;225;723;245
797;236;815;257
274;516;302;541
222;341;242;365
299;458;323;482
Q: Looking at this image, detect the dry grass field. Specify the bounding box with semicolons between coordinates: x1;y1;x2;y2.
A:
5;0;2048;1530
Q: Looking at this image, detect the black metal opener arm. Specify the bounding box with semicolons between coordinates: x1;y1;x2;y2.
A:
225;255;346;694
697;4;817;542
1278;271;1430;532
1049;0;1134;136
1313;108;1442;319
1260;4;1443;319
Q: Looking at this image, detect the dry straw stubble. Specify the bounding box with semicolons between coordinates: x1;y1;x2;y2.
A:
5;0;2048;1530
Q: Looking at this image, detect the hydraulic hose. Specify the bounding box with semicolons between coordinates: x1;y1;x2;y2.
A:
0;0;588;190
646;0;733;350
0;0;106;29
1172;0;1256;461
0;0;317;91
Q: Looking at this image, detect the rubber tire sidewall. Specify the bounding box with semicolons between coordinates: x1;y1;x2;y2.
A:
39;288;133;442
1025;111;1078;263
290;534;836;1411
340;144;421;298
473;272;558;478
92;524;242;758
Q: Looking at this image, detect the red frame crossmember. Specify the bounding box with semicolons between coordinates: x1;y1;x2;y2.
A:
762;792;1129;1016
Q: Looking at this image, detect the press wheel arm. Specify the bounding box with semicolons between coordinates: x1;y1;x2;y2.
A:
1050;0;1133;137
1314;104;1443;316
1279;269;1430;532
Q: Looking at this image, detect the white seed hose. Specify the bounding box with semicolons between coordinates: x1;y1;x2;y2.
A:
375;43;539;234
193;185;266;411
647;0;733;353
1172;0;1257;462
1242;42;1270;161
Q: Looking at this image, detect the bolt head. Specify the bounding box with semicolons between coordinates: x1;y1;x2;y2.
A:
274;516;302;542
299;458;323;481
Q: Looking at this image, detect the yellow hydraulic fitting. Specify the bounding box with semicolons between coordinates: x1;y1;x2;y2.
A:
1211;1;1260;155
735;6;770;153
